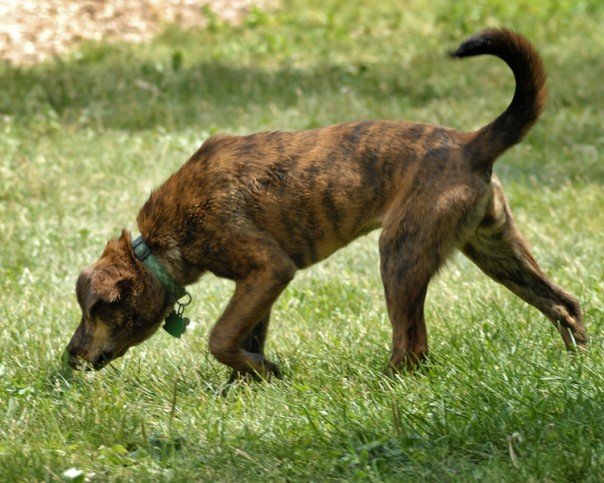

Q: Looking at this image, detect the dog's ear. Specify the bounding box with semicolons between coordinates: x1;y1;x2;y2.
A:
118;228;133;253
99;229;134;260
76;230;137;317
77;267;133;318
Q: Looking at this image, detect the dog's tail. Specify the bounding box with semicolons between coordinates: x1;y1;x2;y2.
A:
449;28;547;170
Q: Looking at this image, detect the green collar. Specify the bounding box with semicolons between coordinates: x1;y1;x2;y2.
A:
132;236;186;300
132;235;191;338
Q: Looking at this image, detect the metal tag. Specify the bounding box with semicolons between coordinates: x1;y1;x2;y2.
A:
163;312;189;338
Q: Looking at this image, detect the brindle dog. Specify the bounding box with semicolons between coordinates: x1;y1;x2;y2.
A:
67;29;587;378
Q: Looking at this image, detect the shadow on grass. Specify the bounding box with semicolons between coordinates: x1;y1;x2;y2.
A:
1;42;601;185
0;44;463;132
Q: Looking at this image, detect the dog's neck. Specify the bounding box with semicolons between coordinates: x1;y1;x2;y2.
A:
135;155;210;287
137;233;188;288
132;235;188;294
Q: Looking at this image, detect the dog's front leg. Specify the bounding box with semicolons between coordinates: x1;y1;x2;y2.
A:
209;262;295;379
227;310;272;382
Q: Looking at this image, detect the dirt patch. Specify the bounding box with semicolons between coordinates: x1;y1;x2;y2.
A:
0;0;270;65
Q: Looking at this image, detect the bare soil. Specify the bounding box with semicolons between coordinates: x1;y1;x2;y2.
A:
0;0;269;65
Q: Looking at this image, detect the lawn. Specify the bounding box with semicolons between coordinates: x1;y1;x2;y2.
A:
1;0;603;480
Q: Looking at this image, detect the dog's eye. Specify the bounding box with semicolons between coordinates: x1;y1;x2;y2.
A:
93;302;126;327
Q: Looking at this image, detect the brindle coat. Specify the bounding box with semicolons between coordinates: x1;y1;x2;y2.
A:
67;29;587;377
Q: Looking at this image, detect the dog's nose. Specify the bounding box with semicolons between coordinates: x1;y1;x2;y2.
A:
62;345;92;370
62;348;84;370
69;355;82;369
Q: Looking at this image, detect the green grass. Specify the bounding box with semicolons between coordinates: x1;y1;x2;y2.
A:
1;0;603;480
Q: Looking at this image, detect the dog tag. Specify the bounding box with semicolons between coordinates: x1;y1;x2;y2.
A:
163;312;189;338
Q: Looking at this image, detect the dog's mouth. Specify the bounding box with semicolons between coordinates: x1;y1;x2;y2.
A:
92;352;113;370
63;349;116;371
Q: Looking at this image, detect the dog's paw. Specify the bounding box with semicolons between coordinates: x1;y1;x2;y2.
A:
384;351;431;377
228;358;282;383
263;360;283;380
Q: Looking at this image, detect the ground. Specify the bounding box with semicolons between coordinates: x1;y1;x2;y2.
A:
0;0;603;480
0;0;270;64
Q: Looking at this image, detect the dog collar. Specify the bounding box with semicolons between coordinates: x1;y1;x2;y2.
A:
132;235;191;338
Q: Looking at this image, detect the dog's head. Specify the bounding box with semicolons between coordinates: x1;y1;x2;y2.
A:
66;230;169;370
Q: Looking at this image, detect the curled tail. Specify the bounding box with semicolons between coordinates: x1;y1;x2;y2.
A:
449;28;547;169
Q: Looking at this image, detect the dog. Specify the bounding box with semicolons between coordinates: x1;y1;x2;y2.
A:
66;28;587;378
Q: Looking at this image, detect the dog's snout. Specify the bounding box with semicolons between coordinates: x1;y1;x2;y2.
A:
64;340;88;368
65;349;86;370
66;342;81;360
65;316;117;370
69;355;82;369
64;348;112;371
66;341;80;356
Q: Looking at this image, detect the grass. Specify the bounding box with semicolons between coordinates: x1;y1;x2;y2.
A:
1;0;603;480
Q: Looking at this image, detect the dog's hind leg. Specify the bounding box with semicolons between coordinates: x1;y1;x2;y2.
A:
462;180;587;350
379;206;455;371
